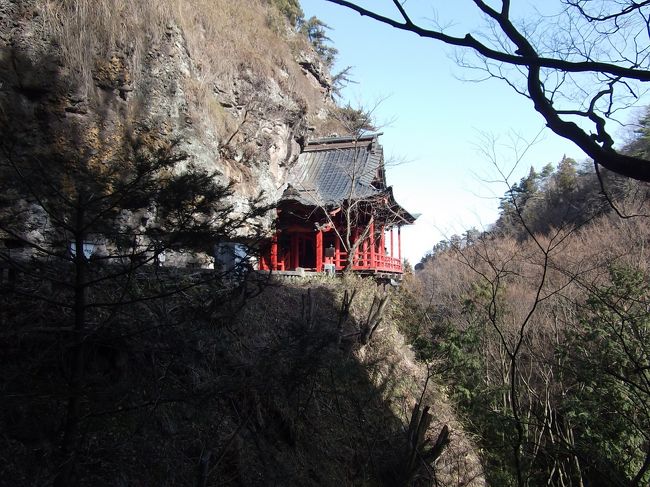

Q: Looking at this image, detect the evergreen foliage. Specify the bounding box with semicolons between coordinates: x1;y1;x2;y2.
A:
300;15;339;66
0;68;270;484
561;266;650;485
493;156;605;238
270;3;356;103
331;65;357;99
623;107;650;161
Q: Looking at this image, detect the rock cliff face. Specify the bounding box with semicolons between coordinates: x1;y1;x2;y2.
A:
0;0;338;234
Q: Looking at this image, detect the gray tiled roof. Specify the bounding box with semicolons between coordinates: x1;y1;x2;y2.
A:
283;134;384;206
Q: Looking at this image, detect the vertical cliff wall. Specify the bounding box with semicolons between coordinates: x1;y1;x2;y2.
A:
0;0;339;229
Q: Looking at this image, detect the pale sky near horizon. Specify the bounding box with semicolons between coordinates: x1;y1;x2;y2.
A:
299;0;645;264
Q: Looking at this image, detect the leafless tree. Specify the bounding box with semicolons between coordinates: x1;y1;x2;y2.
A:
326;0;650;181
413;134;650;484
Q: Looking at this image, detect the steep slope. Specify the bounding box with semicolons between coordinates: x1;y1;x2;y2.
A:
0;266;486;485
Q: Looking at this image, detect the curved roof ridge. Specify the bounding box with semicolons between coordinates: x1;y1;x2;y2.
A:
306;133;383;146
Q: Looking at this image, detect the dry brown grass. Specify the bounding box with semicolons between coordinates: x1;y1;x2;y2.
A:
330;274;487;486
41;0;168;92
228;273;487;485
40;0;325;125
42;0;288;83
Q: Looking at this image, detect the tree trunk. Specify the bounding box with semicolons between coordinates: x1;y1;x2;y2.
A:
55;201;87;487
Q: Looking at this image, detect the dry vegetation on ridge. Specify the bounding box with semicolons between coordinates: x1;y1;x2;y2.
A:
231;274;486;486
39;0;331;132
412;194;650;485
42;0;304;87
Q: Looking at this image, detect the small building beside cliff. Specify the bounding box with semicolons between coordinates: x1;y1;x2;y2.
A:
259;134;416;275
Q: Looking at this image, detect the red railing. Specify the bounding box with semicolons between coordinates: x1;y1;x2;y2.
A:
260;238;403;274
335;250;402;273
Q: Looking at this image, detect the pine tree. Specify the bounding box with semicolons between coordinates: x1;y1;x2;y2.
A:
271;0;304;27
555;155;578;193
624;107;650;160
301;16;339;66
0;79;269;485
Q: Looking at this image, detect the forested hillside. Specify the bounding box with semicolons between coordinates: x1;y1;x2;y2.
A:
410;112;650;486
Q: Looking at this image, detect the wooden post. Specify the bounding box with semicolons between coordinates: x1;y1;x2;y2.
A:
315;230;323;272
369;220;375;269
291;233;299;270
398;226;402;268
362;236;368;267
271;233;278;270
334;235;341;269
379;225;386;266
390;227;394;258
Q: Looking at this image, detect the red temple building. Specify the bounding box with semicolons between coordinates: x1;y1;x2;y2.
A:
259;134;417;276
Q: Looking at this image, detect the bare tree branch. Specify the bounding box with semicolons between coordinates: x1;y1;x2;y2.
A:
325;0;650;181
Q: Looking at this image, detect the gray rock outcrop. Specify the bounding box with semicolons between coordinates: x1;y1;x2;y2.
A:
0;0;338;245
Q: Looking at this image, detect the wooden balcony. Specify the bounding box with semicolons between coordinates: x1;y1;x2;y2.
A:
334;251;402;273
259;226;405;275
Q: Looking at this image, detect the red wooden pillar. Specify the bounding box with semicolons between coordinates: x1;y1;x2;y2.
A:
271;233;278;270
369;220;375;269
315;230;323;271
259;252;268;270
398;226;402;265
390;227;394;258
362;234;368;267
334;235;341;269
291;233;299;270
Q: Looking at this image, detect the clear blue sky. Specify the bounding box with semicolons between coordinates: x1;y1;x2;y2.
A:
299;0;639;264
